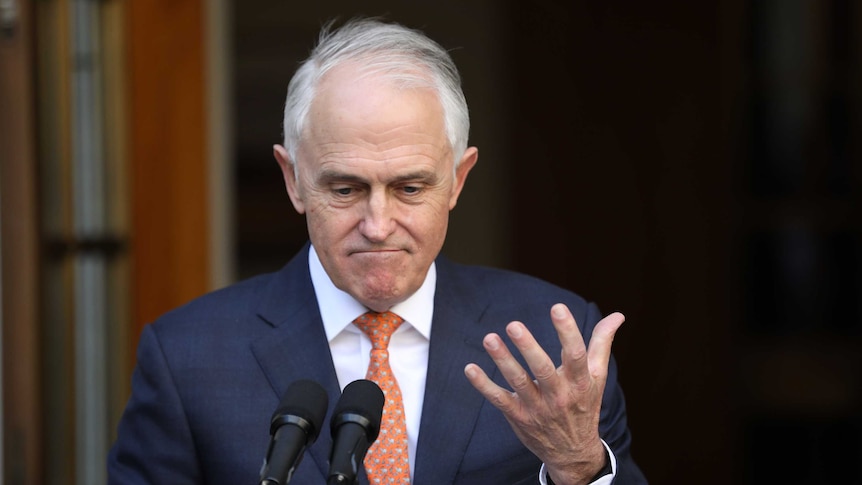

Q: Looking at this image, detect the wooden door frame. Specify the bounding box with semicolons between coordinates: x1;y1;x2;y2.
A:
127;0;211;352
1;0;42;482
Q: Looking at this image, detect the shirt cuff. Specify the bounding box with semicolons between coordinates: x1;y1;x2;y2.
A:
537;439;617;485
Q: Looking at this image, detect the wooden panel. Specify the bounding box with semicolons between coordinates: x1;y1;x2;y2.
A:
34;1;75;481
101;0;134;442
127;0;209;351
0;0;43;482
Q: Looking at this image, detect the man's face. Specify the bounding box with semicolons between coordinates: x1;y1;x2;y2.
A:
275;64;478;312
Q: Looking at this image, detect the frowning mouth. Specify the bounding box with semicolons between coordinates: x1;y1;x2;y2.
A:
349;249;405;255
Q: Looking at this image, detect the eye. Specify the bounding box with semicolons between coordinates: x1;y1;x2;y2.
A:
332;185;356;197
401;185;421;195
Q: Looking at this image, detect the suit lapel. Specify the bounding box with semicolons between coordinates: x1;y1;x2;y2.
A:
249;245;344;481
412;259;498;485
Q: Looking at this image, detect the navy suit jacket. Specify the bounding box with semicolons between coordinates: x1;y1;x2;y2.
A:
108;245;646;484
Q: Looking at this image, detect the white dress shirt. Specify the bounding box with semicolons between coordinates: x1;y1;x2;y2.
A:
310;246;433;479
308;245;616;484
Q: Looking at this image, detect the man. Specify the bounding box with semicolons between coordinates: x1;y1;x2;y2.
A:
108;18;646;485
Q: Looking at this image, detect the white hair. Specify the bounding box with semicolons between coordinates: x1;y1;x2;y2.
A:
282;18;470;168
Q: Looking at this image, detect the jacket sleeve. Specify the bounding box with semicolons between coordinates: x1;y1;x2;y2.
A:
107;324;203;485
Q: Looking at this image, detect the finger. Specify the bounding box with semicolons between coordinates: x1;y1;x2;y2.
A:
550;304;591;387
587;312;625;381
481;331;540;402
464;363;517;414
506;321;559;392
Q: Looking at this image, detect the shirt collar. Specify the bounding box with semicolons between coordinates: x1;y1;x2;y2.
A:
309;245;435;342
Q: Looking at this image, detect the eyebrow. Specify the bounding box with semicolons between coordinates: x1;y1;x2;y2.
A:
317;169;440;185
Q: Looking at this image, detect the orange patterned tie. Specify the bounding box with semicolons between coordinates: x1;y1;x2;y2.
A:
353;311;411;484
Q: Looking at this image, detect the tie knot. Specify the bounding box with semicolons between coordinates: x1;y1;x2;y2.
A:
353;311;404;350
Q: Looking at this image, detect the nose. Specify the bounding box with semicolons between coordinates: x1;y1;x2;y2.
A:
358;189;396;242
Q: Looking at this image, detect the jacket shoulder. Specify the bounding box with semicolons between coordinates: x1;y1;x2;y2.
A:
161;272;273;321
438;258;598;323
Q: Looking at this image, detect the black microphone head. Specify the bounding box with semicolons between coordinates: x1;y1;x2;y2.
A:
271;379;328;443
331;379;384;441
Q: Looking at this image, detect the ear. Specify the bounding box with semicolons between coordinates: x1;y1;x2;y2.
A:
274;144;306;214
448;146;479;210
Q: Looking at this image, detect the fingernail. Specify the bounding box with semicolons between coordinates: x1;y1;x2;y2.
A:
552;304;566;318
509;323;523;338
485;335;499;350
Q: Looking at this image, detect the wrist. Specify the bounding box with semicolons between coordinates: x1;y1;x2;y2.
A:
546;442;611;485
586;445;612;481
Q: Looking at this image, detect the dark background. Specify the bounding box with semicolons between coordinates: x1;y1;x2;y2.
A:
231;1;862;483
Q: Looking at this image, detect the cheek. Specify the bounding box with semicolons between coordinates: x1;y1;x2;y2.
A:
306;202;360;240
406;204;450;245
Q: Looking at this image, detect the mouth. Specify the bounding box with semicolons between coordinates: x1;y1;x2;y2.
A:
350;248;405;256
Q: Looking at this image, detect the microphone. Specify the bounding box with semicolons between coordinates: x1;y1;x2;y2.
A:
327;379;385;485
260;379;329;485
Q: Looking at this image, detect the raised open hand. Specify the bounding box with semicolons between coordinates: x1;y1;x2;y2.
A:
464;303;624;485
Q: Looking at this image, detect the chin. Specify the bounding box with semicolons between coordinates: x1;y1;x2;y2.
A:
354;283;410;312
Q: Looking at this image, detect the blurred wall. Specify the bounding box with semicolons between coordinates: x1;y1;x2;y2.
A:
508;2;736;481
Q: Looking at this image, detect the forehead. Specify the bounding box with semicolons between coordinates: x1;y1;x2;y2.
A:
305;64;447;145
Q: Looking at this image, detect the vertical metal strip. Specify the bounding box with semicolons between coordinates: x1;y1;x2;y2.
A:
70;0;107;483
74;256;107;485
